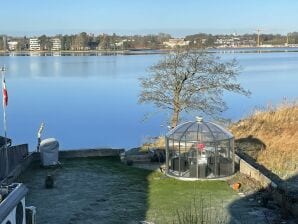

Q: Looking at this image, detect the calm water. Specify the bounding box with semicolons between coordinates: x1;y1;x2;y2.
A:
0;52;297;150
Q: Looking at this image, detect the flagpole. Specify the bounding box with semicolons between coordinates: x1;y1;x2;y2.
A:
1;65;8;177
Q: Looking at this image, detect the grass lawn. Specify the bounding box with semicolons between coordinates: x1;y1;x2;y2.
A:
145;172;238;223
19;157;238;224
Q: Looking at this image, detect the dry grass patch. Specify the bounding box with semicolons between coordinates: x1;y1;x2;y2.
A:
230;101;298;178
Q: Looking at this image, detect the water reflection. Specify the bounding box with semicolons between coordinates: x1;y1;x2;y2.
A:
0;50;165;57
0;53;297;150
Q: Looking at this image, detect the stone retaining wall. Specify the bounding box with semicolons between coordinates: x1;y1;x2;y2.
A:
235;153;276;188
235;152;298;218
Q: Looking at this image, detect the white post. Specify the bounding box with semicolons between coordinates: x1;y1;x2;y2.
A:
37;122;44;152
1;65;8;177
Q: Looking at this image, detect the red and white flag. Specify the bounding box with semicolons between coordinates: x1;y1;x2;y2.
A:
2;77;8;107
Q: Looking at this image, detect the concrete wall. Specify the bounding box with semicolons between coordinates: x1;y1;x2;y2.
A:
0;152;34;185
124;154;151;163
59;148;124;159
235;152;298;218
0;144;29;181
236;154;276;188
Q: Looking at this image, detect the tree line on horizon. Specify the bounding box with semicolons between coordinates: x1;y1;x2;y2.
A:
1;32;298;51
0;32;171;51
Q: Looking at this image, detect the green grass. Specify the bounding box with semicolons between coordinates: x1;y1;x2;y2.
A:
20;158;238;224
145;172;237;223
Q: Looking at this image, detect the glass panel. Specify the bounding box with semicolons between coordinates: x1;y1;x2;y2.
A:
187;142;198;178
166;121;235;179
218;140;233;177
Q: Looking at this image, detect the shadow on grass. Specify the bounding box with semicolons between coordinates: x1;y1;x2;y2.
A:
18;157;154;224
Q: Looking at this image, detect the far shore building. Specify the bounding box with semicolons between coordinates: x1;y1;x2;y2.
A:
51;38;62;51
114;39;130;48
163;38;190;48
2;36;7;51
29;38;40;51
7;41;18;51
214;36;256;48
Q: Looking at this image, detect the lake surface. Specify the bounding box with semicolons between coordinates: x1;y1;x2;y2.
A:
0;52;297;150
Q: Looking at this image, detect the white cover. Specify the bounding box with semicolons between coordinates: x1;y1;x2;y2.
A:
40;138;59;166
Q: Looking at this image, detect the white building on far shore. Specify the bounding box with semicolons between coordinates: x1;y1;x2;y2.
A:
7;41;18;51
29;38;40;51
51;38;61;51
163;38;190;48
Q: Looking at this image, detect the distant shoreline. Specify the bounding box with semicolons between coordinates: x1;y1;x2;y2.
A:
0;49;170;56
0;49;169;54
1;46;298;56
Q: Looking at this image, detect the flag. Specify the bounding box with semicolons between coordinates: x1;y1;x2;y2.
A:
2;77;8;107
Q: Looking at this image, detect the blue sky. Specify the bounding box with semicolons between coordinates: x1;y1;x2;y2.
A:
1;0;298;37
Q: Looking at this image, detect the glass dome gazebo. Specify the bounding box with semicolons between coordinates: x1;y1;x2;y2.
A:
165;117;235;179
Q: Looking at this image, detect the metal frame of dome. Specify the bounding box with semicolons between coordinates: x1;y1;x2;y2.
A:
165;118;235;180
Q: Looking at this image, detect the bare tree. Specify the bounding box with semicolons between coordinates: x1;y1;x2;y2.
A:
139;49;250;127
